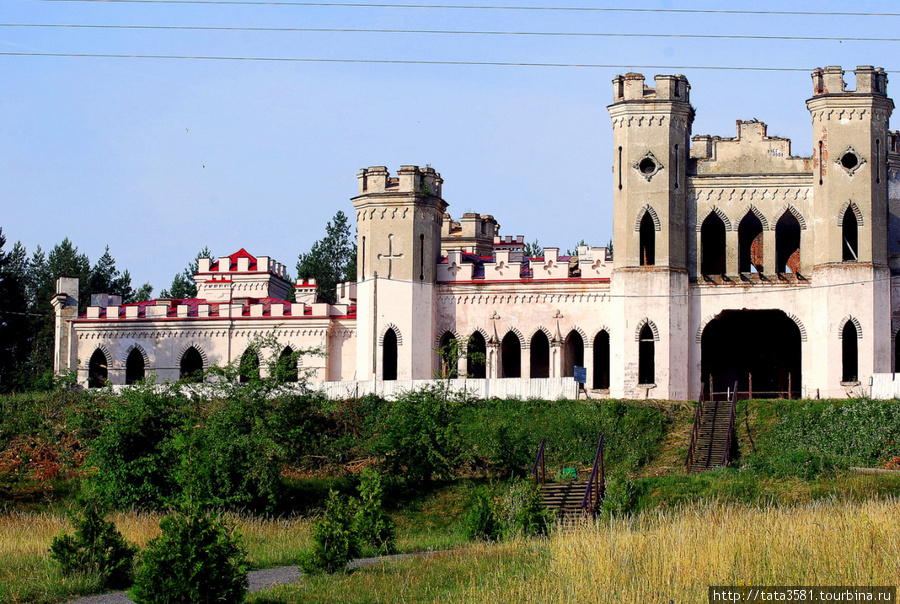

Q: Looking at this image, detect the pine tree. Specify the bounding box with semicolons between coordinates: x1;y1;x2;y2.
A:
296;211;356;305
161;247;212;300
0;230;30;391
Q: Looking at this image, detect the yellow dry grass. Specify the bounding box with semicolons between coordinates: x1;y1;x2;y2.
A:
453;497;900;604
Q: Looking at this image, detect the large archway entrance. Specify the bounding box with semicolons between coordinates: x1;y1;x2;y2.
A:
701;310;801;399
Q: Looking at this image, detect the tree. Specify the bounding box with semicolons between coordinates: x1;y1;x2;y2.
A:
566;239;588;256
296;211;356;305
89;245;148;303
0;230;30;391
161;247;212;300
523;239;543;258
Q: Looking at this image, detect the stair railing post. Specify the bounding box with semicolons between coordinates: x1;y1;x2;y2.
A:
532;438;547;487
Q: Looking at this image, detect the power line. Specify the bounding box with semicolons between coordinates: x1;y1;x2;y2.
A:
23;0;900;18
0;52;821;71
5;22;900;43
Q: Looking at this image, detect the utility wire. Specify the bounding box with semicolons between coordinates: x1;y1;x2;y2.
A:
5;22;900;43
0;52;823;71
23;0;900;18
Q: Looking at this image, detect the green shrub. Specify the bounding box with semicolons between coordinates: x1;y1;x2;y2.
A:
353;468;395;554
49;493;137;589
601;474;635;519
463;488;504;542
300;490;361;574
131;508;248;604
499;478;553;537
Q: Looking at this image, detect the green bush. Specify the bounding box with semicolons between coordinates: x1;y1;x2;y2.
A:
600;474;635;519
353;468;395;554
300;490;361;574
131;508;248;604
462;488;504;542
49;493;137;589
499;478;553;537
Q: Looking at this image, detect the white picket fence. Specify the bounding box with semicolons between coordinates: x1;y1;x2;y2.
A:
316;377;579;401
870;374;900;399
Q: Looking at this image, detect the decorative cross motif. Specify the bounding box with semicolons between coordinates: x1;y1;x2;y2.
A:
447;261;462;277
377;234;403;279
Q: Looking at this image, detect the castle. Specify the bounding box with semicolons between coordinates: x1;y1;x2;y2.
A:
53;65;900;401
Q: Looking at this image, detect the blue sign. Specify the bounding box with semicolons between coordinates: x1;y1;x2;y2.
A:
573;366;587;384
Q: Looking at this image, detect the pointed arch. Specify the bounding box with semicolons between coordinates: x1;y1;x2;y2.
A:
530;330;551;378
500;331;522;378
772;204;807;230
700;212;727;275
275;346;299;383
437;330;459;378
179;345;205;383
124;344;148;385
696;205;733;232
502;327;526;347
466;330;487;379
378;323;403;346
593;330;610;389
382;327;398;381
88;346;111;388
122;343;149;367
563;329;585;378
434;328;462;349
633;205;661;232
842;320;859;383
775;210;802;274
239;347;262;383
837;200;865;226
738;209;765;273
837;316;863;339
634;318;660;342
638;323;656;385
738;205;769;231
526;326;553;347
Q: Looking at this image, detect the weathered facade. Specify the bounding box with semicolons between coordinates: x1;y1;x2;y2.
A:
55;66;900;400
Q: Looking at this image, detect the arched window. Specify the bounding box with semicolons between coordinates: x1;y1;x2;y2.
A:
239;348;260;383
276;347;298;383
438;331;458;378
180;347;204;383
125;348;145;385
383;328;398;381
88;349;108;389
842;321;859;383
638;324;655;385
738;212;764;273
593;331;610;390
501;332;522;378
563;330;584;378
842;205;859;262
530;331;550;378
776;211;801;274
639;212;656;266
467;332;487;379
701;213;727;275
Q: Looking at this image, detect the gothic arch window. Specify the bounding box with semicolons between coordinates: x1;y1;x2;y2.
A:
180;346;204;383
563;330;584;378
276;346;298;383
639;212;656;266
382;327;399;381
438;331;458;378
467;331;487;379
700;213;727;275
593;330;610;390
738;211;765;273
88;348;109;389
638;324;656;385
842;205;859;262
530;331;550;378
501;331;522;378
125;347;145;385
775;211;802;274
239;348;261;383
842;321;859;383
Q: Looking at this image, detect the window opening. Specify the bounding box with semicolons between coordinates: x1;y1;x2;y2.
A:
738;212;764;273
818;141;824;185
419;234;425;281
593;331;610;389
180;347;204;383
563;330;584;378
88;349;108;389
617;146;623;190
700;213;727;276
276;347;298;383
842;321;858;383
638;324;655;385
500;332;522;378
383;328;398;381
125;348;145;385
239;348;260;383
439;331;458;378
467;331;487;379
639;212;656;266
775;211;801;274
843;205;859;261
530;331;550;378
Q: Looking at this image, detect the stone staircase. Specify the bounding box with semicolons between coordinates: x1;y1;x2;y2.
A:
539;481;596;518
687;397;736;473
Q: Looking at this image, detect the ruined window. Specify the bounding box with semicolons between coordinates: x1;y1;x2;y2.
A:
738;212;764;273
530;331;550;378
467;331;487;379
501;331;522;378
639;212;656;266
701;213;727;275
638;324;655;385
439;331;458;378
843;205;859;262
88;348;108;389
382;328;398;381
563;330;584;378
180;347;204;383
276;347;298;383
775;212;801;274
842;321;858;383
593;330;610;390
125;348;145;385
239;348;261;383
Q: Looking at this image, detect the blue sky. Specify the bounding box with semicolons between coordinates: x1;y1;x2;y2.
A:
3;0;900;294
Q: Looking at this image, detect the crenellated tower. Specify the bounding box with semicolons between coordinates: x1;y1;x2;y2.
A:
352;166;447;380
607;73;693;400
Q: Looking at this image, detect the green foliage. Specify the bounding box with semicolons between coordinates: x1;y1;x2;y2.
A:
600;474;635;519
462;487;504;542
49;492;137;589
296;210;356;304
522;239;543;258
161;247;212;299
89;245;141;303
497;478;553;538
131;507;248;604
0;231;30;393
369;385;472;483
301;490;361;574
353;468;395;554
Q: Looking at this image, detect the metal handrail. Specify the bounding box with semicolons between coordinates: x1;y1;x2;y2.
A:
532;438;546;487
685;382;705;472
721;381;738;467
581;435;605;514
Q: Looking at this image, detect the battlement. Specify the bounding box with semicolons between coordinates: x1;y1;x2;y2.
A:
691;120;812;174
441;212;498;256
194;249;292;302
357;165;443;197
811;65;888;97
611;73;690;103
